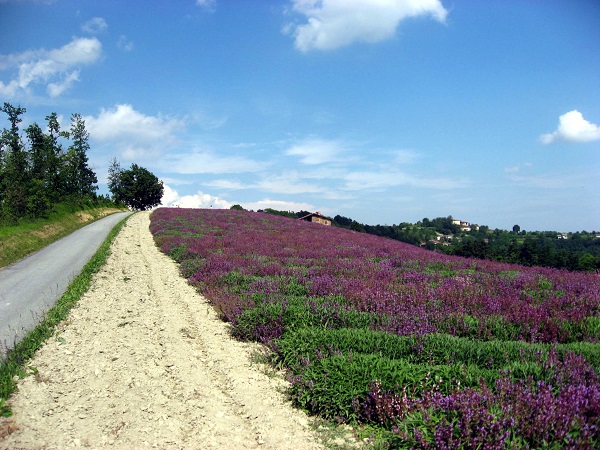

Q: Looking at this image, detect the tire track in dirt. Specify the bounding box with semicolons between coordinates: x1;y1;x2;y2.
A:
0;211;324;449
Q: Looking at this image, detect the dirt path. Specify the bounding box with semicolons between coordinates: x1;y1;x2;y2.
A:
0;212;326;449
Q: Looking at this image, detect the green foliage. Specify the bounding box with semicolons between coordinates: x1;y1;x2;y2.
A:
233;299;381;342
289;352;494;420
62;113;97;200
167;243;189;263
581;316;600;342
276;327;600;373
0;103;105;224
108;162;163;211
277;327;600;422
260;208;299;219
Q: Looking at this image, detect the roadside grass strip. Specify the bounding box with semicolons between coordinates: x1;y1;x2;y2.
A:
0;214;131;417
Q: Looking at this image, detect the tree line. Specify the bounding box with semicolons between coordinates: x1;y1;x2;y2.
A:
444;229;600;272
0;102;164;224
338;214;600;273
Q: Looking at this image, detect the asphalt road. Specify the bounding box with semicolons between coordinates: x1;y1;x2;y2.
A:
0;211;132;356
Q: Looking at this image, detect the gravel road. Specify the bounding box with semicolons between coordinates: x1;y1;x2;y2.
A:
0;211;328;449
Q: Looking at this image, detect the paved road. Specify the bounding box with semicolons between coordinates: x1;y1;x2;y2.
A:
0;212;132;356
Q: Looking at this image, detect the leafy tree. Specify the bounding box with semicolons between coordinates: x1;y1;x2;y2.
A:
333;215;353;228
513;224;521;233
262;208;298;219
109;162;163;211
230;204;244;210
577;253;597;272
451;238;488;259
350;220;366;233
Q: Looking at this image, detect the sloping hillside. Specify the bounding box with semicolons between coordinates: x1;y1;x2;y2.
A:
151;208;600;448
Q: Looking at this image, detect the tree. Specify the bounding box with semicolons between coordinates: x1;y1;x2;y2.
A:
230;204;244;210
107;157;123;203
512;224;521;233
25;122;52;217
109;162;163;211
577;253;597;272
44;112;67;200
0;103;29;221
63;113;97;199
333;215;353;228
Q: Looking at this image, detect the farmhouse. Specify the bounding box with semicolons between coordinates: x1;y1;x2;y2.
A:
299;212;332;226
452;219;479;232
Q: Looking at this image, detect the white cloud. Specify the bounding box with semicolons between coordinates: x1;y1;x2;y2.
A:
506;173;570;189
161;184;181;206
0;79;19;97
0;37;101;98
161;150;264;174
161;184;232;209
504;162;532;173
287;0;448;52
241;199;316;212
47;70;79;97
256;171;324;194
196;0;216;11
48;37;101;65
391;149;420;165
84;104;184;160
285;138;344;164
343;169;467;190
117;35;134;52
81;17;108;34
540;110;600;144
205;179;247;190
205;172;349;201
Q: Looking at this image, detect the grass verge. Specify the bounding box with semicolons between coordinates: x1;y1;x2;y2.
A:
0;213;132;417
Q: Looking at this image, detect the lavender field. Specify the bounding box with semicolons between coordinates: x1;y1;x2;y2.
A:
150;208;600;448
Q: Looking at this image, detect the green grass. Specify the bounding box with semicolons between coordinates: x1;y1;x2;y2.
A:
0;213;131;417
0;202;128;268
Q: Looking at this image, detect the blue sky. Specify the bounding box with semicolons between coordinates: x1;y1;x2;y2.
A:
1;0;599;231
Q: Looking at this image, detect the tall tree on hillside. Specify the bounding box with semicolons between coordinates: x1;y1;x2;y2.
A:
25;122;52;216
108;161;163;211
44;112;66;200
62;113;97;199
0;103;29;221
106;157;124;203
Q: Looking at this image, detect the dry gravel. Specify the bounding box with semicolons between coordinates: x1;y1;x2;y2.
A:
0;211;328;450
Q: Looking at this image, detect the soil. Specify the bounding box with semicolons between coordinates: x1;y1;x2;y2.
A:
0;212;332;450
